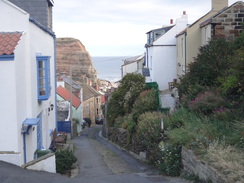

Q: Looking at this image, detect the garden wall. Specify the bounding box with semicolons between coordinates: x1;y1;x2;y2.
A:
22;153;56;173
181;147;227;183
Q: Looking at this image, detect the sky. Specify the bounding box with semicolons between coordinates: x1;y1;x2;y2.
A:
53;0;241;57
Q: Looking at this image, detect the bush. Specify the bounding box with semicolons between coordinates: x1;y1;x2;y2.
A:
132;89;159;122
159;144;182;176
55;149;77;174
136;111;164;164
188;91;226;115
107;73;145;126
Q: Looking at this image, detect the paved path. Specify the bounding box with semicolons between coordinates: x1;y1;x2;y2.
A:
0;126;191;183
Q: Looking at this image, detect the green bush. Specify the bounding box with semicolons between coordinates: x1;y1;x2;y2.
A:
136;111;164;164
159;144;182;176
107;73;145;127
55;149;77;174
132;89;159;122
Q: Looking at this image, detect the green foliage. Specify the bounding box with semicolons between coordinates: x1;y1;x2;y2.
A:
178;38;233;97
219;47;244;102
106;73;145;127
55;149;77;174
136;111;163;164
159;144;182;176
132;89;159;122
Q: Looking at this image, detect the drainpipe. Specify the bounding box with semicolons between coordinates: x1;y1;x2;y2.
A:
54;35;58;132
184;32;187;74
23;133;27;164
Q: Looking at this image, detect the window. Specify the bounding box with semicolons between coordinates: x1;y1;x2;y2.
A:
37;56;51;101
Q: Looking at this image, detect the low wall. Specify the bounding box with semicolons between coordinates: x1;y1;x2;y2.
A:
181;147;227;183
22;153;56;173
0;151;22;166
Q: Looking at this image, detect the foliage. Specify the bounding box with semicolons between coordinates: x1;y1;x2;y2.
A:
219;47;244;103
178;38;233;97
132;89;159;122
188;91;226;115
159;144;182;176
136;111;164;164
106;73;145;127
55;149;77;174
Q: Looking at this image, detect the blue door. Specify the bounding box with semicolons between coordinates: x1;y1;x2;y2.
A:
37;113;42;149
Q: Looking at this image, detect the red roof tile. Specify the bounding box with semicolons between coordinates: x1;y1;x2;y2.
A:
0;32;22;55
57;85;81;109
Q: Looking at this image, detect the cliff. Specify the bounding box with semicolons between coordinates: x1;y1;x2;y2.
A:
56;38;97;84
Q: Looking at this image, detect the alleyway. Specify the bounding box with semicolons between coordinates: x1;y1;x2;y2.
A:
0;126;190;183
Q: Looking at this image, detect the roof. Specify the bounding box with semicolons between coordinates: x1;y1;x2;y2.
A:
176;28;187;37
122;54;145;66
57;85;81;109
0;32;22;55
81;83;100;101
199;1;244;28
146;25;174;34
29;18;55;38
58;75;82;90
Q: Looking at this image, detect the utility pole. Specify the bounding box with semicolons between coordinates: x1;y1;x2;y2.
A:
70;65;73;138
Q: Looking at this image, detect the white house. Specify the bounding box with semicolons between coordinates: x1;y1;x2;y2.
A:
0;0;56;166
145;12;188;91
121;54;145;78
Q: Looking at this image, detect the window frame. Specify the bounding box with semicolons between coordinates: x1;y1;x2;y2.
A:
36;56;51;101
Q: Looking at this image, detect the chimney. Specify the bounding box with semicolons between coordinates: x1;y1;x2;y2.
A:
212;0;228;11
170;19;173;24
183;11;186;15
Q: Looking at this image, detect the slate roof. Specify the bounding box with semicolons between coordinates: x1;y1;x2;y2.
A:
57;85;81;109
81;83;100;101
0;32;22;55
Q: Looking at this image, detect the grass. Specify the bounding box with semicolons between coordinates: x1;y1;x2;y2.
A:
205;143;244;183
164;108;244;181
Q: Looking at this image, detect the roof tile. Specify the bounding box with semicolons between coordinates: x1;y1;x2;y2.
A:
57;85;81;109
0;32;22;55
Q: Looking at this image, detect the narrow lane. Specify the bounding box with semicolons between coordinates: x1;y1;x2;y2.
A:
0;126;191;183
71;126;191;183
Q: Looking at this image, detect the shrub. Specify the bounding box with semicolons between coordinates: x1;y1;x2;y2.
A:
189;91;226;115
136;111;164;164
107;73;145;126
55;149;77;174
159;144;182;176
132;89;159;122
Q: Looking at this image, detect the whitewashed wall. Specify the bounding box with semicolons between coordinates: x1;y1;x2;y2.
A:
146;14;188;91
0;0;56;165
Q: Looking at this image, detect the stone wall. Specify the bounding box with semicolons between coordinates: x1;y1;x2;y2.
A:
181;147;227;183
212;2;244;40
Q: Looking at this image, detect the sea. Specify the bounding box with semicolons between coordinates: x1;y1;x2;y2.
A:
92;56;129;82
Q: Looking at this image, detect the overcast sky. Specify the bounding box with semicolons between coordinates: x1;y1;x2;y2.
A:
53;0;240;57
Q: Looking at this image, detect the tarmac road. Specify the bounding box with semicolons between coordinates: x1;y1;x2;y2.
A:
0;126;191;183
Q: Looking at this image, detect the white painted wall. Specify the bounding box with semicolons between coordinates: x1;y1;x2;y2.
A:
146;13;188;91
0;0;56;166
0;152;22;166
122;62;138;77
25;154;56;173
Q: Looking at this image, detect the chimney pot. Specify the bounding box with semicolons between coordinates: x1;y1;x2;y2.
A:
170;19;173;24
183;11;186;15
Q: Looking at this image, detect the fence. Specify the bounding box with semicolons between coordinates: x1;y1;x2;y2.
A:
57;121;71;133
